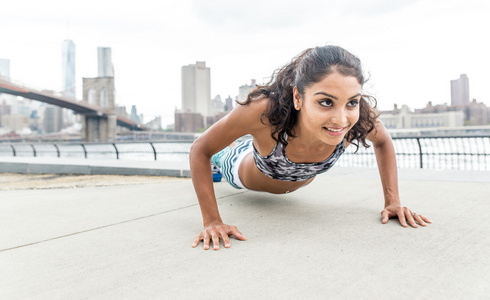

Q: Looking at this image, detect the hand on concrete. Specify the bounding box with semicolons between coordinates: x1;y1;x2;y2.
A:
192;223;247;250
381;204;432;228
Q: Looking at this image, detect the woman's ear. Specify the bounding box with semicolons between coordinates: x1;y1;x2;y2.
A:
293;86;302;110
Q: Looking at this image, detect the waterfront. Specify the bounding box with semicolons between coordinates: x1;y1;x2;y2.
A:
2;135;489;171
339;136;490;171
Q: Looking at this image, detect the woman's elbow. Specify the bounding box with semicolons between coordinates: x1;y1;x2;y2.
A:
189;137;211;162
189;139;200;161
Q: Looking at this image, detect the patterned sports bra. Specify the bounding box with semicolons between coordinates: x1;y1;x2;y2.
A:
252;137;345;181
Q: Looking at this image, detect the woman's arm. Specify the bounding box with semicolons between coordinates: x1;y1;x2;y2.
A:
367;121;432;227
190;131;245;250
190;98;268;249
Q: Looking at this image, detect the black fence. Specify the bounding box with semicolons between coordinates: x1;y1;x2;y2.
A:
1;136;489;171
0;141;193;162
338;136;490;171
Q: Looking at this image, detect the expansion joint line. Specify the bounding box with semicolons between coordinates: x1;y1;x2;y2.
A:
0;204;197;253
0;190;248;253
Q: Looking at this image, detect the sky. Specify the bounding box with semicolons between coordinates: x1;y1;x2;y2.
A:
1;0;489;127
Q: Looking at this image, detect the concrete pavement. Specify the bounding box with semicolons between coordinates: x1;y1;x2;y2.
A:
1;165;490;299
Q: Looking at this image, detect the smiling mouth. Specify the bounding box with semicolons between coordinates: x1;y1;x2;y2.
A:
324;127;346;132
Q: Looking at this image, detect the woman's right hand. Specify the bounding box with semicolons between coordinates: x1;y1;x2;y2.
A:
192;223;247;250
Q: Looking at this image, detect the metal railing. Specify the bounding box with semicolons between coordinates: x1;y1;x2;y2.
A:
338;136;490;171
1;136;489;171
0;141;193;162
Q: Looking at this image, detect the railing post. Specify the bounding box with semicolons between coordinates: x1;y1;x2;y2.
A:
149;142;157;161
53;144;60;158
30;144;37;157
112;143;119;160
483;137;489;170
460;137;466;170
416;138;423;169
81;144;88;159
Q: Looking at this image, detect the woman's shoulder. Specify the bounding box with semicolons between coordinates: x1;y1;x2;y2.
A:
230;95;270;123
195;96;272;153
214;95;270;139
240;94;270;111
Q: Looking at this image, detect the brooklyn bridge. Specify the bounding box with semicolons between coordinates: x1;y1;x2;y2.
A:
0;76;145;142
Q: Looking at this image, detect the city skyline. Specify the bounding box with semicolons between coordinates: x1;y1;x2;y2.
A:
1;0;489;127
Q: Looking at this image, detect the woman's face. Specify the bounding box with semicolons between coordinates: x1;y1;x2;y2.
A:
293;71;361;146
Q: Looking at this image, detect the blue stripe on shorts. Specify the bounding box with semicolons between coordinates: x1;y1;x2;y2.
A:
212;139;253;189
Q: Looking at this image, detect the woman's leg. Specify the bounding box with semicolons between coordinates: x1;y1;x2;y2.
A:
213;139;253;189
210;141;238;168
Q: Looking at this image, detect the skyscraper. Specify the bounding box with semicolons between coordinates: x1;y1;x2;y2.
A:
61;40;76;99
225;95;233;112
130;105;140;123
0;59;10;79
238;79;256;103
181;61;211;118
97;47;114;77
44;105;63;133
450;74;469;106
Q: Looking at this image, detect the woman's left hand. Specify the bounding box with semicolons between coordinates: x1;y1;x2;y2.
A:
381;204;432;228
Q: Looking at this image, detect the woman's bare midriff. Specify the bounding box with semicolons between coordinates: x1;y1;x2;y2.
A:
238;152;314;194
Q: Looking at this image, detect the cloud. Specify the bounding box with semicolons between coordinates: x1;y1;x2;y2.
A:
189;0;423;34
189;0;324;33
338;0;423;17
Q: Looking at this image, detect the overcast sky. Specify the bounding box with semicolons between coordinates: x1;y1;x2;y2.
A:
1;0;489;127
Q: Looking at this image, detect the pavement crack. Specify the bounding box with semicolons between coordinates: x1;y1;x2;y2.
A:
0;203;198;253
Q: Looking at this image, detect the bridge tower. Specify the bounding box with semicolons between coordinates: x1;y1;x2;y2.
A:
82;77;117;142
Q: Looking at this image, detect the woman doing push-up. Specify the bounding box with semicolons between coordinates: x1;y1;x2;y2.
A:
190;45;431;250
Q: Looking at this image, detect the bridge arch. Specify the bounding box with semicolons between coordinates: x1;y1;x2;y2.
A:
82;77;116;142
100;87;108;108
87;89;96;105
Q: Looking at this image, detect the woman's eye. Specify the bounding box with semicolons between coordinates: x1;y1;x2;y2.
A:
319;99;333;107
348;100;359;107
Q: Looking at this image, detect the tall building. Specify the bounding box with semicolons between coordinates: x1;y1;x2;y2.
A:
0;59;10;79
130;105;141;123
181;61;211;118
212;95;224;115
61;40;76;99
450;74;469;106
225;95;233;112
44;105;63;133
97;47;114;77
238;79;256;103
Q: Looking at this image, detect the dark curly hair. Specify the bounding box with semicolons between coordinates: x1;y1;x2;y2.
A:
237;45;378;152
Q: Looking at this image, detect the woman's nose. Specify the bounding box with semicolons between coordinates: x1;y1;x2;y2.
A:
330;108;347;125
